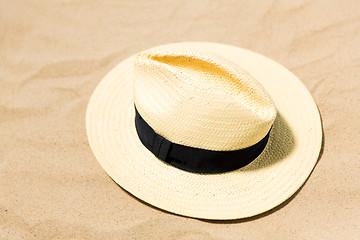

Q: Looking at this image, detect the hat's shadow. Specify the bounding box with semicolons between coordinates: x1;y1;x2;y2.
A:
112;112;324;223
240;113;295;172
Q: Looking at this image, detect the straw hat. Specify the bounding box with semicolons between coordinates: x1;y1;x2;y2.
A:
86;42;322;220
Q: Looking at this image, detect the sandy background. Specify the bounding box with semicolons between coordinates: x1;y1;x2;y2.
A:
1;0;359;239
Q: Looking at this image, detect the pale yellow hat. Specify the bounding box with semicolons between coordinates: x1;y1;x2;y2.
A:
86;42;322;220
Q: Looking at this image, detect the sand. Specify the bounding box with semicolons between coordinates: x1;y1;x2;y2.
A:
1;0;359;239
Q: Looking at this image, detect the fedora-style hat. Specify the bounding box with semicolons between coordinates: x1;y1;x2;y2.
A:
86;42;322;220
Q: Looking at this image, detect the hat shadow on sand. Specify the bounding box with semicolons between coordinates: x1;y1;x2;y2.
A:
111;111;324;223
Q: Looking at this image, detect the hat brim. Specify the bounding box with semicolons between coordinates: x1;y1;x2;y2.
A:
86;42;322;220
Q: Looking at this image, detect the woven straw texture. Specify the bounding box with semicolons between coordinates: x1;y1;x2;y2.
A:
86;42;322;220
134;49;276;150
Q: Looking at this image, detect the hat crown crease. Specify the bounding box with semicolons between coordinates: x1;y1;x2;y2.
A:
134;48;277;151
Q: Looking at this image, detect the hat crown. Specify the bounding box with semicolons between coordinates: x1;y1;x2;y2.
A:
133;47;277;151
